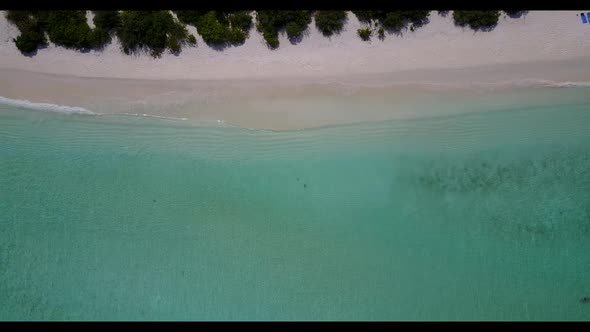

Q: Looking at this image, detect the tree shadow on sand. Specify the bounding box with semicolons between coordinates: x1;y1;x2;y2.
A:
206;42;230;51
454;21;499;33
287;28;310;45
17;41;48;58
410;17;430;29
385;17;431;38
315;14;349;39
505;11;529;19
475;24;498;32
203;37;247;52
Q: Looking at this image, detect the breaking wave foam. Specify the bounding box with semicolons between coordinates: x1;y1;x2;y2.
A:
0;96;96;114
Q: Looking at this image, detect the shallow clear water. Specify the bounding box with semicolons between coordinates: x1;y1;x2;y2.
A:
1;88;590;320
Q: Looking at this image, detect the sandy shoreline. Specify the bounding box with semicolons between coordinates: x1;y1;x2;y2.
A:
1;10;590;129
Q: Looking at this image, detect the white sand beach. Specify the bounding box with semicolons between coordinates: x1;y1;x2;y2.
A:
1;10;590;129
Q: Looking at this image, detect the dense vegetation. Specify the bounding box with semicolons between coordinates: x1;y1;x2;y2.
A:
357;27;372;41
4;10;528;55
353;11;430;32
351;11;430;41
452;11;501;30
117;11;194;56
6;10;194;56
93;11;120;31
39;11;95;50
7;11;118;52
174;11;252;46
314;11;347;37
5;11;47;54
255;11;312;48
91;11;121;49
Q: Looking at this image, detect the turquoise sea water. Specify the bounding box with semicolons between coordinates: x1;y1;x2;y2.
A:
1;87;590;320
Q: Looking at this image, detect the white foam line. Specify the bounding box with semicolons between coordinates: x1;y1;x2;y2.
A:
545;81;590;88
296;79;590;90
118;112;188;121
0;97;190;121
506;79;590;88
461;79;590;89
0;96;96;114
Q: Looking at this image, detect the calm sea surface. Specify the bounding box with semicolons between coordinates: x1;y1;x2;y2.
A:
1;87;590;320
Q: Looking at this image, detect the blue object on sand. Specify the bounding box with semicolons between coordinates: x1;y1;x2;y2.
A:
581;13;588;24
